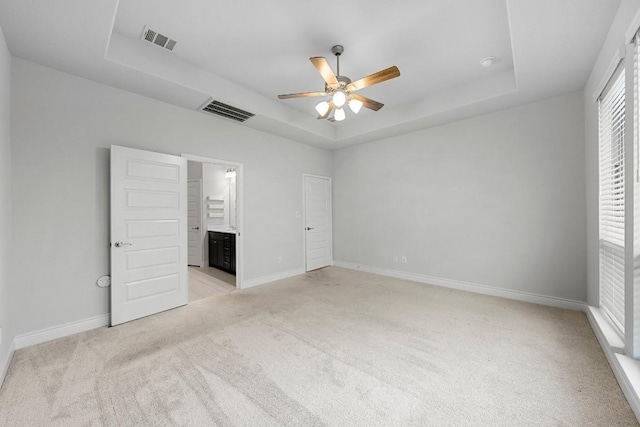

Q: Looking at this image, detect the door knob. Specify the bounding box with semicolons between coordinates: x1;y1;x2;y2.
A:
114;241;132;248
306;227;314;231
191;226;200;230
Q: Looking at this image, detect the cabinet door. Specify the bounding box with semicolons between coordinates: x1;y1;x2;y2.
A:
208;232;224;269
214;233;224;268
209;232;235;273
230;234;236;274
208;232;216;267
222;234;231;271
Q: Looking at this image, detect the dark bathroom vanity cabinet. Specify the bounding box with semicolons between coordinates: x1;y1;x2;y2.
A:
208;231;236;274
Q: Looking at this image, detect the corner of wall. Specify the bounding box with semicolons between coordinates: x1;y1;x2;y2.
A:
0;21;14;387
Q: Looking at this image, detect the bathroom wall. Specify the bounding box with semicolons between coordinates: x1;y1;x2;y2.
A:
203;163;230;228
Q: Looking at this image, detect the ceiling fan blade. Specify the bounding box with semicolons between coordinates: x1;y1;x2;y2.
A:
318;101;334;119
310;57;340;89
346;66;400;92
350;94;384;111
277;91;328;99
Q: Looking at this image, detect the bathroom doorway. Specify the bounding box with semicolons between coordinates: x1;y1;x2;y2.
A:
184;154;243;301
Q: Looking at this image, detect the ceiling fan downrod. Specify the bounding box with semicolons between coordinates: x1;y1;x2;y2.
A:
332;45;343;78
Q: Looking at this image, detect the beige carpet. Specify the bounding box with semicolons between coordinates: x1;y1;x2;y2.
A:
0;267;637;426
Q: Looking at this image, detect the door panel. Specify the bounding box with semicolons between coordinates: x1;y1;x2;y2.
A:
126;247;179;270
126;220;179;238
125;159;180;182
187;180;203;266
110;145;188;326
126;189;179;208
126;274;180;301
304;175;332;271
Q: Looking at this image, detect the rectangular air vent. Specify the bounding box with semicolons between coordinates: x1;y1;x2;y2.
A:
200;100;255;123
141;26;177;51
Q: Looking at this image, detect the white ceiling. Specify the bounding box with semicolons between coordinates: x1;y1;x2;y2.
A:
0;0;621;149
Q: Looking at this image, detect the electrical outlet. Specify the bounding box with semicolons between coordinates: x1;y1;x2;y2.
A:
295;211;301;218
401;256;407;264
393;255;398;263
0;326;3;345
277;255;282;264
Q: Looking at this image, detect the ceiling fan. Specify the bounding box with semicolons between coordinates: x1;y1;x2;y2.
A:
277;45;400;121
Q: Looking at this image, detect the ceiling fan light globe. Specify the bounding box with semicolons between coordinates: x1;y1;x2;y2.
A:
334;107;346;121
315;101;330;116
332;90;346;108
348;99;363;114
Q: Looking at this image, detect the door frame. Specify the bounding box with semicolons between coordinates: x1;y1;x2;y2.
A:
182;153;244;289
303;174;333;271
187;178;204;267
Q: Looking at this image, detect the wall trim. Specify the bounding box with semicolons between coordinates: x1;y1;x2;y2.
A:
241;267;305;290
592;47;625;103
14;314;110;350
586;307;640;422
0;340;16;388
333;261;586;311
625;7;640;43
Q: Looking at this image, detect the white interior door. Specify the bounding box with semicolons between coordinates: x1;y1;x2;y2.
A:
110;145;188;326
187;179;203;266
304;175;332;271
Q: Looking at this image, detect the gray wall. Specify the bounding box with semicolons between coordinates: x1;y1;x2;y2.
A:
10;58;332;336
333;92;586;301
187;160;202;180
584;0;640;306
0;24;12;375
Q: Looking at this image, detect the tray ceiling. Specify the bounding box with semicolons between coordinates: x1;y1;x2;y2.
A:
0;0;622;149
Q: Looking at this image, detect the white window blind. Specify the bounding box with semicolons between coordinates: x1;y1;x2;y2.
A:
599;65;626;333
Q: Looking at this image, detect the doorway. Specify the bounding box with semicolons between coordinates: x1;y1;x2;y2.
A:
110;146;244;326
304;174;332;271
185;154;243;300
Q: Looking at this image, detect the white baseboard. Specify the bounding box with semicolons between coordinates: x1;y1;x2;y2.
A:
14;314;110;350
0;339;16;388
586;307;640;422
241;267;305;289
333;261;586;311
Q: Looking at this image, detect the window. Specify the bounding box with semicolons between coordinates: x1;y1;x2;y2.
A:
599;66;626;333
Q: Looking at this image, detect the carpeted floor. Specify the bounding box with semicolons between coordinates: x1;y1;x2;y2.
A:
0;267;637;426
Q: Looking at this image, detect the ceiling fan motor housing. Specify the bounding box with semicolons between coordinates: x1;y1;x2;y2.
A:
325;75;352;92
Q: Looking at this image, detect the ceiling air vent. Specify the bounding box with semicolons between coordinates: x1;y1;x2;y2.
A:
141;26;177;51
200;100;255;123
